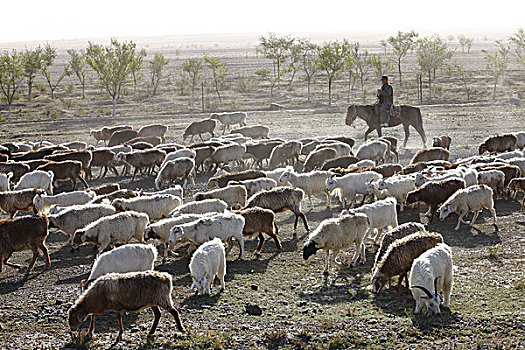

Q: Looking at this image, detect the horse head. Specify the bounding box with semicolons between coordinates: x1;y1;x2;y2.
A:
345;105;358;126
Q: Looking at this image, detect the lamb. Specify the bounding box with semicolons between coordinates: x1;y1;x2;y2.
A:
0;188;44;218
279;169;332;208
112;194;181;221
210;111;247;134
479;134;517;155
231;125;269;139
268;140;302;170
374;222;426;268
410;243;454;316
432;135;452;150
169;198;228;217
508;177;525;210
33;190;96;215
48;203;117;245
0;215;50;273
208;169;267;189
193;146;216;173
321;155;359;171
325;171;383;208
138;123;168;143
245;187;309;233
303;212;369;274
75;211;149;255
13;169;54;195
245;140;282;168
479;164;521;187
90;128;107;145
438;184;497;230
374;176;416;211
372;163;403;178
346;197;398;243
169;212;245;259
411;147;450;164
68;270;184;341
38;160;89;190
406;178;466;222
371;231;444;294
81;243;157;290
0;162;30;182
477;169;505;197
85;149;118;179
0;172;11;192
108;129;139;147
114;149;166;181
189;238;227;295
303;147;337;172
205;143;246;172
155;157;195;190
264;166;293;184
194;184;247;209
234;207;281;254
355;140;388;165
227;177;277;198
183;119;218;142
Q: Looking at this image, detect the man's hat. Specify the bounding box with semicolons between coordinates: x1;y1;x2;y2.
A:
381;75;388;80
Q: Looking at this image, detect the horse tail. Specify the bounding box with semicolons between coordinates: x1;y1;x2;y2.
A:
415;107;427;144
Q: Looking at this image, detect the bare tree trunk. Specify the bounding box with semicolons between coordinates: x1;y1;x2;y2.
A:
398;57;403;85
7;104;12;118
27;79;33;102
428;70;432;101
328;78;332;105
112;98;117;117
307;77;311;102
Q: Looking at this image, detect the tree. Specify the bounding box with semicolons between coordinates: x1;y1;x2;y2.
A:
255;68;279;104
379;40;388;55
204;55;229;103
85;38;140;117
416;35;454;100
316;40;349;105
298;39;318;102
368;54;395;79
482;41;510;100
67;49;88;99
181;58;203;106
344;41;358;102
148;53;170;96
22;47;42;102
509;28;525;66
130;48;147;93
41;43;70;99
0;50;24;118
447;62;473;102
257;33;294;87
387;30;418;85
286;40;304;88
458;35;474;53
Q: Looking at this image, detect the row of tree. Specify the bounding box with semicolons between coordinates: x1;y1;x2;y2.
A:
1;29;525;118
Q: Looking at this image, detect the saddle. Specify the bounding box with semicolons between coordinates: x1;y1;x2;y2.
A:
389;105;401;118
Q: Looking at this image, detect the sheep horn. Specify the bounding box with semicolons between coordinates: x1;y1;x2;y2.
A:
411;285;433;299
434;276;441;298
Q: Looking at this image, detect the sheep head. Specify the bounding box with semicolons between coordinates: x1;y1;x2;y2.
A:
279;171;291;184
68;304;88;332
302;240;320;260
168;226;184;244
411;276;443;316
438;204;452;221
377;180;388;191
191;276;209;295
325;177;337;193
144;226;158;241
371;271;388;294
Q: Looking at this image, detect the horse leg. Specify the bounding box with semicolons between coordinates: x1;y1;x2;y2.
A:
414;124;427;147
364;126;375;141
402;124;410;148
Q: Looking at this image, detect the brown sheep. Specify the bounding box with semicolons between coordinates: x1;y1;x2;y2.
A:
183;119;217;142
24;159;50;172
108;129;140;147
193;146;216;173
403;161;429;175
207;170;267;189
235;207;282;254
85;149;118;179
0;215;50;273
410;147;450;164
44;150;92;177
114;149;166;181
245;140;283;169
0;162;30;182
0;188;44;218
90;183;120;196
432;134;452;150
321;155;359;171
479;134;517;155
325;136;356;148
138;124;168;143
68;270;184;341
508;178;525;211
126;136;162;147
374;222;426;268
38;160;89;190
304;147;337;172
372;163;403;178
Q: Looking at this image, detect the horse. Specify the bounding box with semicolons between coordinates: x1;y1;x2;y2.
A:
345;104;427;148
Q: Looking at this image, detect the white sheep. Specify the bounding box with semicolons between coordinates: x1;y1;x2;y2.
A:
13;170;54;195
410;243;454;316
345;197;398;243
169;212;245;259
210;111;247;134
140;185;183;199
155;157;195;190
194;184;247;209
326;171;383;208
169;198;228;217
227;177;277;198
264;166;294;184
302;212;369;274
77;211;149;255
279;169;332;208
112;194;182;221
33;190;96;215
355;140;388;165
438;184;497;230
189;237;226;295
375;175;416;211
477;169;505;197
205;143;246;172
230;125;269;139
161;149;197;168
80;243;158;290
414;172;462;188
0;172;12;192
314;142;351;157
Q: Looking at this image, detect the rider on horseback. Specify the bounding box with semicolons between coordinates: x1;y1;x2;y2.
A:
377;75;393;128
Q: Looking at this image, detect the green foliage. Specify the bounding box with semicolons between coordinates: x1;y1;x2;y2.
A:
181;57;203;105
149;52;170;96
0;49;24;117
298;39;318;101
482;41;510;99
255;68;279;103
204;55;229;103
257;33;294;79
67;49;88;99
509;28;525;66
316;40;350;104
458;35;474;53
416;35;454;100
447;61;473;101
130;48;147;92
368;54;395;79
41;43;70;99
22;46;43;102
388;30;418;84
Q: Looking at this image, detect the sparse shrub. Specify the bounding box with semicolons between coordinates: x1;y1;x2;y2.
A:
488;244;500;259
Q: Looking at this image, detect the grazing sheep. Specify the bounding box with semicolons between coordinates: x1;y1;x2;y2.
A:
346;197;398;243
0;162;30;182
112;194;181;221
479;164;521;187
81;243;157;290
303;212;369;274
321;155;359;171
355;140;389;165
371;231;444;293
189;238;227;295
13;169;54;195
479;134;517;155
44;150;92;176
33;190;96;215
0;188;43;218
108;129;139;147
169;212;245;259
438;184;497;230
68;270;184;341
477;169;505;197
162;148;196;167
206;143;246;172
114;149;166;181
304;147;337;172
183;119;218;142
314;142;352;157
372;163;403;178
231;125;269;139
169;199;228;217
432;135;452;150
410;243;454;316
85;149;118;179
75;211;149;255
245;187;309;233
193;146;216;173
155;157;195;190
406;178;466;221
268;140;302;170
245;140;282;168
194;184;247;209
38;160;89;190
210;111;247;134
208;170;267;189
279;169;332;208
0;215;50;273
375;176;416;211
138;124;168;143
90;189;138;205
102;125;133;140
325;171;382;208
374;222;426;268
141;185;183;199
235;206;282;254
508;178;525;210
228;177;277;198
411;147;450;164
403;161;429;175
90;183;120;196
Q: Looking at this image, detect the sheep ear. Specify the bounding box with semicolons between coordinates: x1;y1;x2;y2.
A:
76;313;84;323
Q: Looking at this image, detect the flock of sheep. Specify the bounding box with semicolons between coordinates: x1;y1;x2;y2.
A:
1;110;525;342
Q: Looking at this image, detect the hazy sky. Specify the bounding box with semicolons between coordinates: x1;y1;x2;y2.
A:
2;0;524;44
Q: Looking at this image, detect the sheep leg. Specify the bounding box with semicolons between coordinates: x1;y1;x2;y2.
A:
71;177;77;191
255;233;265;254
297;211;309;232
396;271;407;293
454;214;465;231
39;242;51;269
402;124;410;148
269;224;282;251
350;240;362;267
308;194;314;209
27;247;40;273
238;237;245;260
148;306;161;336
323;251;330;274
78;175;89;189
218;260;226;291
116;312;124;340
488;205;497;225
325;190;331;209
470;210;480;225
110;166;119;177
225;238;234;257
131;168;139;181
167;308;185;333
